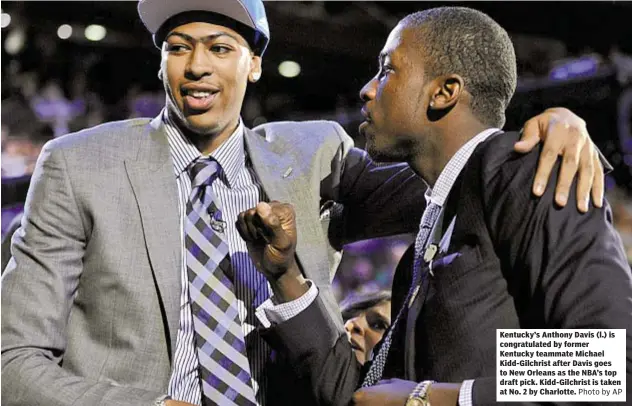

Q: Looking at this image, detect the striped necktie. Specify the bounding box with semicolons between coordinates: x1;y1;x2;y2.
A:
185;158;258;406
361;202;442;387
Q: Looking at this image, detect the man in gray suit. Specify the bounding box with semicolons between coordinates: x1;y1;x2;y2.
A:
0;1;607;405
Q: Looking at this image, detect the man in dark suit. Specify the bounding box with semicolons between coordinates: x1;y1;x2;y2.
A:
237;6;632;406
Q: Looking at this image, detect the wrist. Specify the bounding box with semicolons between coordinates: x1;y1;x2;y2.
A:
270;259;308;303
427;382;462;406
406;380;435;406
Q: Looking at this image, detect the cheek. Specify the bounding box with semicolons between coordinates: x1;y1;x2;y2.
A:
164;62;183;96
365;331;383;349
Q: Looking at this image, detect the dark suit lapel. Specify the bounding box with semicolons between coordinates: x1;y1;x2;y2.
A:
244;128;331;290
124;116;181;360
402;171;465;379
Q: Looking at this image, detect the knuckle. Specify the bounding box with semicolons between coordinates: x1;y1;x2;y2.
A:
563;154;579;165
581;143;594;157
557;182;571;192
282;202;295;212
543;148;558;159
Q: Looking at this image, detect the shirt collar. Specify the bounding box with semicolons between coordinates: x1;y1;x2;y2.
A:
162;109;246;187
425;127;500;207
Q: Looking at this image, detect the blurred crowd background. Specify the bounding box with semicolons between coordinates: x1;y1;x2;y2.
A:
2;1;632;301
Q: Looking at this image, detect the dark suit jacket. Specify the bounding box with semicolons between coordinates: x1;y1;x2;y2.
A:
262;131;632;406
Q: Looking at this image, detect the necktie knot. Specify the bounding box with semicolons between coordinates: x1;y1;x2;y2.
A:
188;158;220;189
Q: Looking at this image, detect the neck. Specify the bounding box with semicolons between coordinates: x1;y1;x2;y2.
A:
410;115;489;188
193;125;237;156
171;113;239;156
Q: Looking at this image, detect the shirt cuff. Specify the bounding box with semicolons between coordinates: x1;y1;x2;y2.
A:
458;379;475;406
255;280;318;328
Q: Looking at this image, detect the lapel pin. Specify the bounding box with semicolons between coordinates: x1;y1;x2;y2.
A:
423;243;438;263
282;167;293;178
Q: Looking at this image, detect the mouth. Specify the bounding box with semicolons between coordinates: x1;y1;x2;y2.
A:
359;107;373;136
181;85;220;112
361;106;372;123
349;338;364;353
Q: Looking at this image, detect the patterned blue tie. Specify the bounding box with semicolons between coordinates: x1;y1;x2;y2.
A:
185;158;258;406
361;202;442;387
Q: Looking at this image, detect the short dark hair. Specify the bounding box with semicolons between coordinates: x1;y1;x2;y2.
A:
401;7;517;128
340;290;392;321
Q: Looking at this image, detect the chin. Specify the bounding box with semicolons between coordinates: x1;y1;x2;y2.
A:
354;349;366;365
366;141;397;163
182;115;223;135
366;137;410;163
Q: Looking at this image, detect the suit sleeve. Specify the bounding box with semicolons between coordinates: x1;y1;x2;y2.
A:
260;294;364;406
470;144;632;406
321;123;427;249
1;142;165;406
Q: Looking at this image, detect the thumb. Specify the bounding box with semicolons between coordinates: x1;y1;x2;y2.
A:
514;119;542;153
255;203;291;249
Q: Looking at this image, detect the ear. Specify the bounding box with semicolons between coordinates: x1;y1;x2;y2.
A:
248;55;263;83
428;74;465;111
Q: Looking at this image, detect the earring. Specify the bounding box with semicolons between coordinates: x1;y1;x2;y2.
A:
157;70;163;80
250;72;261;82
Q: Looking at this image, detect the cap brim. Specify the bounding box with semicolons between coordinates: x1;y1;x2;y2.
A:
138;0;256;35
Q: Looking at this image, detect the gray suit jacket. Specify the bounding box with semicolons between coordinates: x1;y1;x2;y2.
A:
1;116;426;406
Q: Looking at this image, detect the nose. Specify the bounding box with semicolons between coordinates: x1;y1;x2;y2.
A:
187;43;213;78
344;316;366;337
359;77;377;102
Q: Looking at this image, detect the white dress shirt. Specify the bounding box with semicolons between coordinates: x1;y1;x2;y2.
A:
163;110;318;405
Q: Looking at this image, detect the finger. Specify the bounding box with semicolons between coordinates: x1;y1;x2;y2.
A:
591;148;605;208
236;211;254;241
514;118;542;153
532;120;566;197
244;208;262;242
250;202;276;241
256;203;294;250
255;202;278;228
574;142;595;212
554;127;584;208
277;202;296;225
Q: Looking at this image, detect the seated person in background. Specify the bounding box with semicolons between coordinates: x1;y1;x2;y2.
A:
341;290;392;365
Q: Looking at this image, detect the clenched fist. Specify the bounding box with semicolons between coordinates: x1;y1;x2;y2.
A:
236;201;308;302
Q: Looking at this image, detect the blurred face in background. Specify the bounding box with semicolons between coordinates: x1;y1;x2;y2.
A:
160;22;261;138
344;299;392;365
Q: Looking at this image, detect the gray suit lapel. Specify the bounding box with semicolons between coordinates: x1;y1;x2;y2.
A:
124;116;181;359
244;128;330;289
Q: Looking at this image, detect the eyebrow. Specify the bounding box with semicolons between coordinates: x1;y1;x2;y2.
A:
165;31;243;45
368;309;391;326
